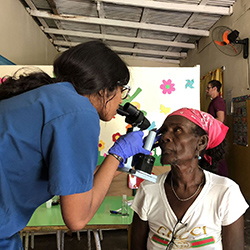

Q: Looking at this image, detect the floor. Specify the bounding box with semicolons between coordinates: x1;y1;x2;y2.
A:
24;207;250;250
23;229;129;250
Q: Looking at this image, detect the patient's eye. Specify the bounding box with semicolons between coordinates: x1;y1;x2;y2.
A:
174;127;182;133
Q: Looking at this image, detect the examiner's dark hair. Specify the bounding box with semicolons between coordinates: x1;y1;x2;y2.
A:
53;40;129;95
192;124;227;174
0;40;129;100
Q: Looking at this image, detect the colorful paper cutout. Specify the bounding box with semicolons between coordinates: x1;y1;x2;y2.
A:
147;121;156;131
160;79;175;94
160;104;171;115
185;79;194;88
122;87;142;105
112;132;121;142
98;140;105;151
0;77;6;84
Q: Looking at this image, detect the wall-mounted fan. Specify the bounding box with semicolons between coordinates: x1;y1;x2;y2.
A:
212;26;249;59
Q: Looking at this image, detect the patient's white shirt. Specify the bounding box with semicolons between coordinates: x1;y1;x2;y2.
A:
131;170;249;249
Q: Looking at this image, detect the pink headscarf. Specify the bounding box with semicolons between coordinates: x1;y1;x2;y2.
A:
168;108;229;150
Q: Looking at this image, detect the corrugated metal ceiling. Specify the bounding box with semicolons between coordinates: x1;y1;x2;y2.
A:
19;0;237;65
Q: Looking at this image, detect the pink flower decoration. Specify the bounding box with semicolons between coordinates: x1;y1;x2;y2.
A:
0;77;6;84
160;79;175;94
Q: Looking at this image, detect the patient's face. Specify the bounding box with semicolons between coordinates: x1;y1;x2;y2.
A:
159;116;200;166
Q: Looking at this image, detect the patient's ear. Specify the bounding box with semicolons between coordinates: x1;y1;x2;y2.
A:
197;134;209;152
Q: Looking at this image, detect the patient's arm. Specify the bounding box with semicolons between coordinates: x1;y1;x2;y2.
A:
130;212;149;250
222;215;245;250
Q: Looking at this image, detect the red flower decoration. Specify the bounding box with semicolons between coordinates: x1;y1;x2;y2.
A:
112;132;121;142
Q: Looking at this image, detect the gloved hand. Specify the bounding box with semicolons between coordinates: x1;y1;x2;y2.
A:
108;131;151;168
132;129;161;167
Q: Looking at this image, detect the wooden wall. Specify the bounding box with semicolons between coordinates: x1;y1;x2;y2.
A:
226;112;250;201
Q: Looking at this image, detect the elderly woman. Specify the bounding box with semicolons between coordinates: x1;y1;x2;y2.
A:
130;108;249;250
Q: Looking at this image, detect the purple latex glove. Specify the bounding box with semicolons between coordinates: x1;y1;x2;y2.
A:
108;131;151;168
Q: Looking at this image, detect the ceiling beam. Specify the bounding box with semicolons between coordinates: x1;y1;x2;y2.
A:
132;8;150;56
46;0;58;14
43;27;196;49
28;9;209;37
120;55;180;65
111;46;187;58
23;0;57;41
95;1;107;40
168;0;209;54
53;40;187;58
98;0;233;15
57;46;180;64
46;0;71;42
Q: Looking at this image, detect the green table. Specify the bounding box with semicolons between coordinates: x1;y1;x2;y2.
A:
21;196;134;250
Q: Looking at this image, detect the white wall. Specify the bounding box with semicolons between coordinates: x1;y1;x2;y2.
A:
181;0;250;105
0;0;58;65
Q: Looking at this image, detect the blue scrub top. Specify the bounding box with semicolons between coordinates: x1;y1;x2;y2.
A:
0;82;100;248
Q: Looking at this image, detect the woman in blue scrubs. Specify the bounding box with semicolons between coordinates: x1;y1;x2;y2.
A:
0;41;150;249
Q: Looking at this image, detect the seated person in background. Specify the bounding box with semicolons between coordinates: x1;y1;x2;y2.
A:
130;108;248;250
